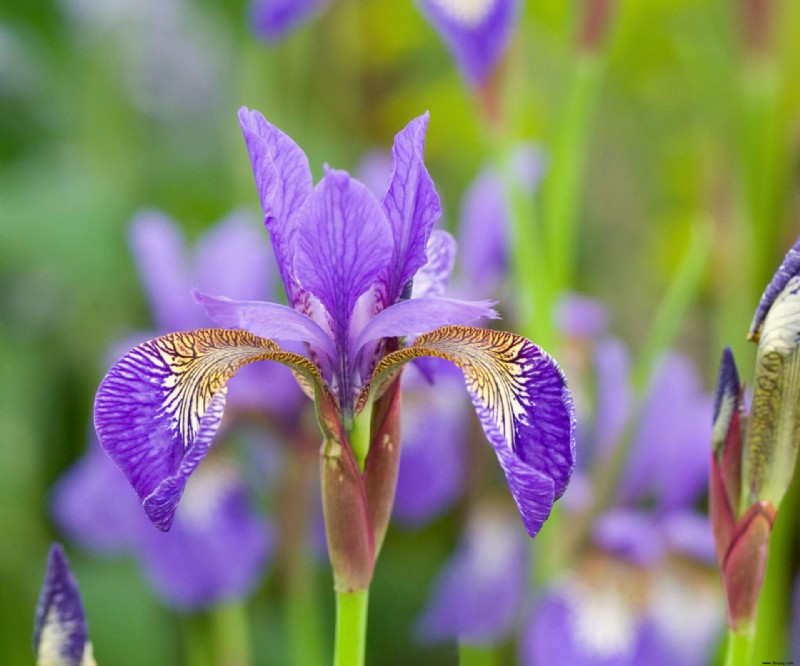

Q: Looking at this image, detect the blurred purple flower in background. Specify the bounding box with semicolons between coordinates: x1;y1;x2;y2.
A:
415;295;722;663
392;360;469;526
52;210;286;610
457;144;545;301
60;0;227;118
521;297;722;665
34;544;95;666
418;511;528;644
250;0;329;41
415;0;522;87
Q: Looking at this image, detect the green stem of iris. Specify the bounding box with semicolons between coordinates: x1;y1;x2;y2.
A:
334;589;370;666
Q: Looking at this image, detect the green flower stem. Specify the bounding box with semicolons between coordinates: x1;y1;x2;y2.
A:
724;628;755;666
459;644;498;666
210;601;252;666
281;445;327;666
538;51;605;296
550;221;710;565
350;398;373;472
334;589;369;666
181;615;212;666
629;220;712;393
286;563;326;666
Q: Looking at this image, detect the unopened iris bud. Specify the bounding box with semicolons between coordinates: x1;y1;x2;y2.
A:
745;236;800;511
710;236;800;632
33;544;95;666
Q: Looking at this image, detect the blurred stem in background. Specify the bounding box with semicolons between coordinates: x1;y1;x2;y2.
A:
211;601;252;666
737;2;798;660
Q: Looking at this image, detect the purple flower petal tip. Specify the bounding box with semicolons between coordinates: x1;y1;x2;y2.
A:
34;544;91;666
593;510;665;565
554;293;609;339
713;347;740;426
418;514;528;644
749;235;800;340
379;112;442;308
416;0;522;86
250;0;328;41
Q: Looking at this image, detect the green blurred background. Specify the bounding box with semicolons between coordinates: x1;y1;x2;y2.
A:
2;0;800;663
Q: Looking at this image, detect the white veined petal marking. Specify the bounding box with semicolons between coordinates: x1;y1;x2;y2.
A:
373;326;545;455
138;330;282;449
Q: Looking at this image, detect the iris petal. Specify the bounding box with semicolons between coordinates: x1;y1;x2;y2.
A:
293;168;393;344
416;0;521;87
354;296;497;353
372;325;575;536
34;544;92;666
195;291;337;360
411;229;457;299
378;112;442;309
94;329;323;530
238;107;313;305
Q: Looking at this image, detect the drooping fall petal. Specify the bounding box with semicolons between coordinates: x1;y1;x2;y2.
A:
371;325;575;537
94;329;323;530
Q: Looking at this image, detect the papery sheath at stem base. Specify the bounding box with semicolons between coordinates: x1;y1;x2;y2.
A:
363;375;404;555
721;500;776;632
318;396;376;593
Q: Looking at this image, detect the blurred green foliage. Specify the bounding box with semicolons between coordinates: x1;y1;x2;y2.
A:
2;0;800;664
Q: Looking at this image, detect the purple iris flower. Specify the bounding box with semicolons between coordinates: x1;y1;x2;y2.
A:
34;544;95;666
416;0;522;87
417;512;529;645
419;295;721;661
457;144;545;300
520;296;722;665
93;109;575;593
52;211;279;610
250;0;329;41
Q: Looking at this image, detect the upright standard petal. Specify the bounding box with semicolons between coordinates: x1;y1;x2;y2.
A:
411;229;457;299
129;210;197;331
371;326;575;536
94;329;324;530
34;545;94;666
293;168;393;343
238;107;313;303
378;113;442;308
416;0;521;87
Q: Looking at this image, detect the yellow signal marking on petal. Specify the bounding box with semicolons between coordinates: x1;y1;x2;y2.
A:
371;326;534;453
147;329;324;446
